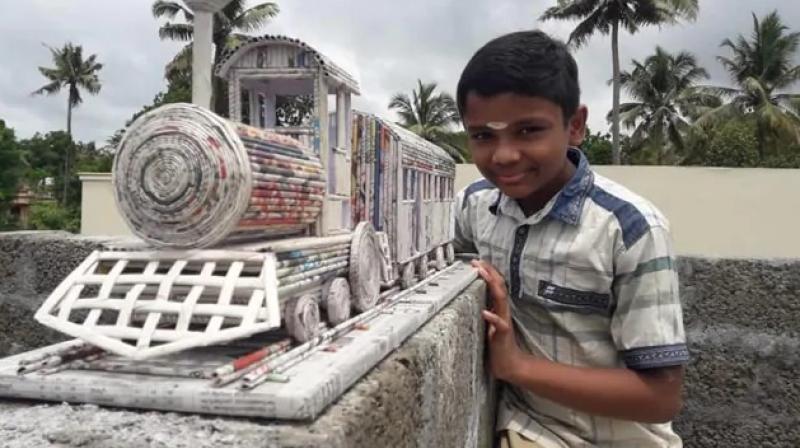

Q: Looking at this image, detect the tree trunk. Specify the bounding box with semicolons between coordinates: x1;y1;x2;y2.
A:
64;97;73;205
611;21;622;165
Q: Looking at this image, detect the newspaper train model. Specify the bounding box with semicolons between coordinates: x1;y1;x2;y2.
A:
34;36;458;359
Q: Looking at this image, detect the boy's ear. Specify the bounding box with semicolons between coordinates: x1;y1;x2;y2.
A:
568;105;588;147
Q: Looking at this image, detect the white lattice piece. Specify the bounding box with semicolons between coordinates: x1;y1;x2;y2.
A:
35;250;281;360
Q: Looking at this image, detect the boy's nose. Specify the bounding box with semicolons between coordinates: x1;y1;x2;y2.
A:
492;140;521;165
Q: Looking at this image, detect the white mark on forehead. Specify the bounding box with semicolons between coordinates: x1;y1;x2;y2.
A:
486;121;508;130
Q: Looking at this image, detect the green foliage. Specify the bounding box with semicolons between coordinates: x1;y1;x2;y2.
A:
0;130;112;231
683;119;760;167
581;128;613;165
436;131;471;163
761;148;800;168
32;42;103;205
28;202;80;232
275;94;314;127
614;46;715;164
540;0;700;48
705;122;760;167
389;80;466;162
17;131;74;201
0;120;24;227
32;43;103;117
695;11;800;153
541;0;700;164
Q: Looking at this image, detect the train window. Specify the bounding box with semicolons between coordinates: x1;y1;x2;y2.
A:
403;169;409;200
426;173;431;200
410;170;416;199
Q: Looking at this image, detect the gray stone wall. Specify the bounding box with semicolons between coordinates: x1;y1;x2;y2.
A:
0;282;493;448
1;233;798;447
0;232;494;448
674;258;800;447
0;232;106;357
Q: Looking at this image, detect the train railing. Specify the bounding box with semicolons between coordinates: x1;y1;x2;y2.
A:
269;126;314;148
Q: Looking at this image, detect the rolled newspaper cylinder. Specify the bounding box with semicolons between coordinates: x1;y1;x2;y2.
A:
113;103;324;248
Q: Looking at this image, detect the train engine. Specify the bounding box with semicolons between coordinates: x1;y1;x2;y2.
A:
33;36;458;360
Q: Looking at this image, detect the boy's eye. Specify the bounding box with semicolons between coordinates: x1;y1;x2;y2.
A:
519;126;544;136
470;131;493;141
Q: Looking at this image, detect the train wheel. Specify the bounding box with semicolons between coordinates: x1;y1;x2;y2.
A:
324;277;351;325
434;246;447;271
416;253;429;280
401;262;416;289
445;242;455;264
350;221;382;312
286;293;321;342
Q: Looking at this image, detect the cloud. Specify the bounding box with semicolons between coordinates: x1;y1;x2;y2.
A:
1;0;798;144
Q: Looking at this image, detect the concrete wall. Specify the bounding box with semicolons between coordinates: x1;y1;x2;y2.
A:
455;165;800;259
1;233;798;447
78;173;132;238
82;166;800;257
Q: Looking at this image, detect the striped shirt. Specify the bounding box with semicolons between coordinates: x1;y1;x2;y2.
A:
454;148;689;447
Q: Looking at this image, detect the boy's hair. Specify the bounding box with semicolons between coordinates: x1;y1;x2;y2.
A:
456;30;580;124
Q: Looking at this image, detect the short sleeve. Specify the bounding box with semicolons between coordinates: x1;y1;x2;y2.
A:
610;224;689;370
452;188;477;254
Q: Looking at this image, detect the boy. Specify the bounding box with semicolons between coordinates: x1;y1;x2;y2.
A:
453;31;689;447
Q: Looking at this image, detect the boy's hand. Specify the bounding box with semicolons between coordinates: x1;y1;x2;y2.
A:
472;259;525;382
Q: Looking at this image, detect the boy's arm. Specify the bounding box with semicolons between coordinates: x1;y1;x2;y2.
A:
452;189;477;253
475;223;688;424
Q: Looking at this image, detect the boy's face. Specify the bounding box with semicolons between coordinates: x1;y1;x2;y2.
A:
463;92;587;201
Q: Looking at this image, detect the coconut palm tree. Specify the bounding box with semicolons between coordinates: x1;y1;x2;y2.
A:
32;43;102;203
541;0;699;164
696;11;800;156
152;0;279;114
388;80;468;162
613;46;715;164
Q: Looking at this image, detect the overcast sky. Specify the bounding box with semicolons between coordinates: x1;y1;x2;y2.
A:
1;0;798;145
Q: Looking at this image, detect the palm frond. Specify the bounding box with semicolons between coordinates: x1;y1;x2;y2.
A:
389;93;418;127
567;6;610;48
231;2;279;33
152;0;193;21
31;80;62;96
540;0;601;21
159;22;194;41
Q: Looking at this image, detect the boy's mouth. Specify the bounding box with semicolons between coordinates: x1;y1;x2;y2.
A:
494;171;529;185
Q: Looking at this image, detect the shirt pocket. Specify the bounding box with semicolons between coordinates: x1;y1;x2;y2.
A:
533;279;613;317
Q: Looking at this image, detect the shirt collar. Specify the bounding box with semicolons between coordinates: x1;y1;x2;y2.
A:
488;147;594;226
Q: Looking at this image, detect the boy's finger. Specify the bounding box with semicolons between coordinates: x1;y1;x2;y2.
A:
482;310;511;333
472;261;512;323
473;261;507;297
480;261;504;283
